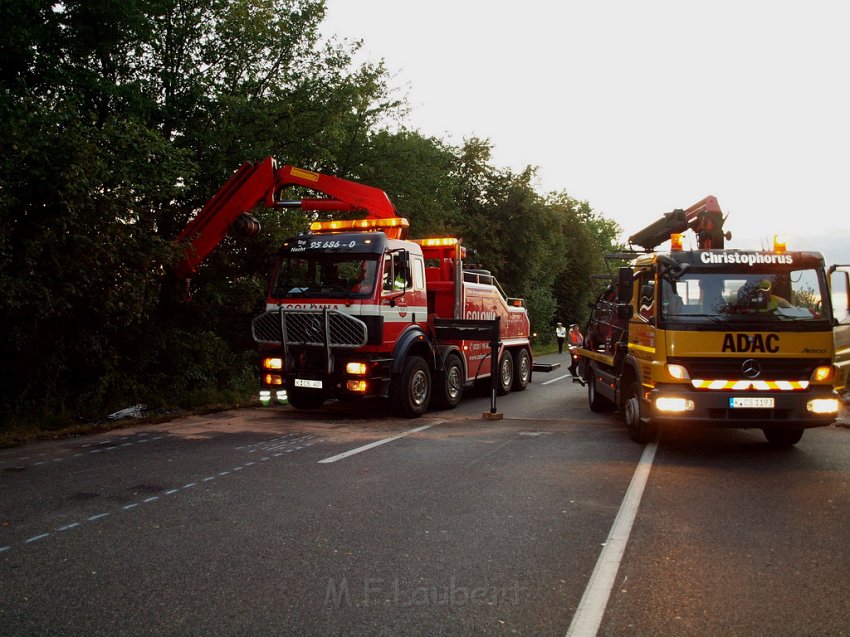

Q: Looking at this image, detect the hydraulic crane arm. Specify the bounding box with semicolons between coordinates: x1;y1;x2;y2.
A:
628;195;730;251
175;157;400;279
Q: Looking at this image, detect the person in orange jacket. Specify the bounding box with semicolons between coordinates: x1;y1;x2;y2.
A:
568;323;583;380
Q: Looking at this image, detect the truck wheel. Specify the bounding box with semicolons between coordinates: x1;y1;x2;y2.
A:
391;355;431;418
588;375;615;412
433;353;463;409
624;380;655;443
287;388;325;410
497;350;514;396
512;348;531;391
763;427;804;447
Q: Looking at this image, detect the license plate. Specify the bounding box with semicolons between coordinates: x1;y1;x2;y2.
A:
294;378;323;389
729;397;775;409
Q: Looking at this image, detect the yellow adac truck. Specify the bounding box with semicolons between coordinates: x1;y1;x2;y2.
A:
577;196;849;446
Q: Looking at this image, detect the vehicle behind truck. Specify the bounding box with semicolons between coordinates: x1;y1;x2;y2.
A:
577;196;847;446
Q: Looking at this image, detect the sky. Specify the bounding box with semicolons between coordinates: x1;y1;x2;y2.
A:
321;0;849;266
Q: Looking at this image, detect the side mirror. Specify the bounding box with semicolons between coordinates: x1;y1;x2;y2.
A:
616;303;634;320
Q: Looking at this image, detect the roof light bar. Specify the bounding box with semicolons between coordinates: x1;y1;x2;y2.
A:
414;237;460;247
310;216;410;239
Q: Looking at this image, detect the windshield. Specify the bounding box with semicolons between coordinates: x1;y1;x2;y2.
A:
660;266;831;329
271;254;379;299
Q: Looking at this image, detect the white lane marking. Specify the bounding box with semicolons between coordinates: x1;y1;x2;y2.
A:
543;373;572;386
319;423;438;464
57;522;81;531
565;440;658;637
9;433;316;551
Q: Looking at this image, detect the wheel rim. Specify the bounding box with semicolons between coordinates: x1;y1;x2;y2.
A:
411;369;429;406
519;353;530;383
625;394;640;427
500;358;513;388
447;365;462;399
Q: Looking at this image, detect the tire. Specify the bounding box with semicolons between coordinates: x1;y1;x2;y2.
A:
763;427;804;447
391;355;431;418
433;353;464;409
512;348;531;391
624;380;655;443
588;374;615;412
496;349;514;396
287;388;325;410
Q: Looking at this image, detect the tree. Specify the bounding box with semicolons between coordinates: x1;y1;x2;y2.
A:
0;0;409;425
0;0;624;428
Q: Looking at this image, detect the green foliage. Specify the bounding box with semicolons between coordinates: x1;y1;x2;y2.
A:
0;0;623;429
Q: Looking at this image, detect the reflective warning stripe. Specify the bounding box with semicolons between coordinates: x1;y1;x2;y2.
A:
691;379;809;390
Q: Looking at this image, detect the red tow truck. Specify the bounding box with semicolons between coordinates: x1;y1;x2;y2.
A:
176;158;537;417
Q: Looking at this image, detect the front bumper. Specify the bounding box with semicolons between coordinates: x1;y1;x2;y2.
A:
647;384;839;428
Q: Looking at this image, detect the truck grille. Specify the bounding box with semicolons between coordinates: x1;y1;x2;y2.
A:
668;357;827;381
252;309;368;348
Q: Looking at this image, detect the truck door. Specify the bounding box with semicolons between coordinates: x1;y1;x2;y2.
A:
831;266;850;395
380;250;427;344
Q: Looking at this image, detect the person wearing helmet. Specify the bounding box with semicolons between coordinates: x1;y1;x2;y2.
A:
757;279;792;311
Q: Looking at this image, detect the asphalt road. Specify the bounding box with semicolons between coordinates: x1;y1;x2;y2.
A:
1;353;849;636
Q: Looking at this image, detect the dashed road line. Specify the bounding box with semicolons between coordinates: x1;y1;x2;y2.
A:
57;522;81;532
3;432;321;553
1;433;171;470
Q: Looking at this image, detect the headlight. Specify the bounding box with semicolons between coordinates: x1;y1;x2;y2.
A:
262;357;283;370
666;364;690;380
655;397;695;412
811;366;834;382
807;398;838;414
346;362;368;375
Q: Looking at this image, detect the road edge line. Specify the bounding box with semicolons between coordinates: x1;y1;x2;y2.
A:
565;440;658;637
